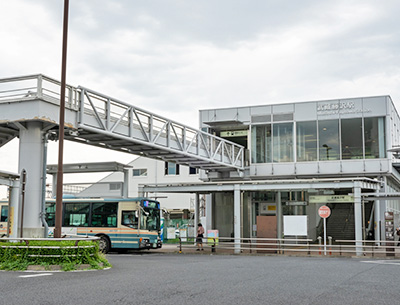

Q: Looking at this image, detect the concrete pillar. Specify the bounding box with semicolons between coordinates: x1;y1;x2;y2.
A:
195;193;200;229
377;177;387;242
8;183;20;238
138;186;144;197
234;184;241;253
354;182;363;256
374;191;381;244
205;194;212;232
18;121;44;237
123;169;130;198
51;174;57;198
277;191;282;239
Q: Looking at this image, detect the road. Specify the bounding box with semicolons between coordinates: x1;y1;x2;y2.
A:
0;253;399;305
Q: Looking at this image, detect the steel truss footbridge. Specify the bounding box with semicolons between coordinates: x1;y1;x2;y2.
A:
0;74;245;238
0;74;244;171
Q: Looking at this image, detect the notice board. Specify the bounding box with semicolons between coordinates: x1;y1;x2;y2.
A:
283;215;308;236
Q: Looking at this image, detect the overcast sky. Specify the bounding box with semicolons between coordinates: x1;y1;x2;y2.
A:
1;0;400;197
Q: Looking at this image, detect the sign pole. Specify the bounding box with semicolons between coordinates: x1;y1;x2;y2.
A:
323;218;327;255
318;205;331;256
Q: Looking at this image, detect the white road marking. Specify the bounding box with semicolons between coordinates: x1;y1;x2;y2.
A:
19;273;53;278
361;260;400;266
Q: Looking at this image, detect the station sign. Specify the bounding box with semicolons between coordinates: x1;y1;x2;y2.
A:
220;130;248;137
309;195;353;204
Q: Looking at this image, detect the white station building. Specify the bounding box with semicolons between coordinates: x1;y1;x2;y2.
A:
141;95;400;245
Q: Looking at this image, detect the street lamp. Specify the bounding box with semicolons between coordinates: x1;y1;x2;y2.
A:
322;144;331;160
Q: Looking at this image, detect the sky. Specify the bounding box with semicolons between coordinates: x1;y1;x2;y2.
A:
1;0;400;197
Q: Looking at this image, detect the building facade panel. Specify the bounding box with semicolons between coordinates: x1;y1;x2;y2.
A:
294;102;317;121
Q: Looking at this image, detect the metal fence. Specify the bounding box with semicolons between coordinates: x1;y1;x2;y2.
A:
176;236;400;257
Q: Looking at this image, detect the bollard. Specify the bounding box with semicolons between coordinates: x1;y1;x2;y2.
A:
211;238;216;253
328;236;332;255
317;236;322;255
179;237;182;254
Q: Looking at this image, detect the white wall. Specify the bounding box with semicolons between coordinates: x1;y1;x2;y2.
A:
78;157;201;210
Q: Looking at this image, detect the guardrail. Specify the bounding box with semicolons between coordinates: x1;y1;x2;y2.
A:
78;86;245;169
0;74;79;110
178;236;314;255
177;236;400;257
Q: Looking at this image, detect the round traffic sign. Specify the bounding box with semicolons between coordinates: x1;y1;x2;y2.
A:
318;205;331;218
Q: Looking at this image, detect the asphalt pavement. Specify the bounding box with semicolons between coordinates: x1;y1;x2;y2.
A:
0;250;399;305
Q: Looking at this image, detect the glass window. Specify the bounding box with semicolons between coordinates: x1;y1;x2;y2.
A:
109;183;121;190
341;118;363;159
364;117;386;158
189;167;198;175
165;162;180;175
141;207;160;231
133;169;147;177
1;205;8;222
273;123;293;162
64;203;90;227
296;121;317;162
122;210;138;229
45;203;56;227
319;119;339;160
251;125;272;163
92;202;117;227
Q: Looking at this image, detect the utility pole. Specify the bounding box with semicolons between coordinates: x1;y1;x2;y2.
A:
54;0;69;238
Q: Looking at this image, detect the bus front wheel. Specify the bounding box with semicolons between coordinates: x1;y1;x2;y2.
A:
98;235;110;254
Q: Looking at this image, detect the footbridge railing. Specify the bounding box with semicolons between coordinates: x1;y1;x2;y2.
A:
0;74;245;171
78;86;244;170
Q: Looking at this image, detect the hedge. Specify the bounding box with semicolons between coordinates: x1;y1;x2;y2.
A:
0;239;111;271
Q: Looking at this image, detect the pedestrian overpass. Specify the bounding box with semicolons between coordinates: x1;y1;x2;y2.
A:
0;74;245;237
0;74;244;170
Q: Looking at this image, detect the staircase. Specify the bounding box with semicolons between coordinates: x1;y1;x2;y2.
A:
326;203;355;241
0;126;18;148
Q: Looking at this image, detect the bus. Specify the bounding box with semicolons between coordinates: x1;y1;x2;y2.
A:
45;197;162;253
0;201;8;237
0;197;162;253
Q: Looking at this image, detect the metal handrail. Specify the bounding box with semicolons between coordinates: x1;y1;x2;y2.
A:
176;236;399;257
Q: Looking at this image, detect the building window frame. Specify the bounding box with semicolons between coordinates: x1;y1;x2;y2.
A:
165;162;180;175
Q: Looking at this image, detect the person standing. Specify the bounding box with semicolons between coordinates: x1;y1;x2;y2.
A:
396;226;400;246
196;223;205;251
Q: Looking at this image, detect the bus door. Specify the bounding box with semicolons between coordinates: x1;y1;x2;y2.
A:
120;209;140;248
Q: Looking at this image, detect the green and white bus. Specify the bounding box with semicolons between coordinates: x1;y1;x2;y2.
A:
0;197;161;253
45;197;162;253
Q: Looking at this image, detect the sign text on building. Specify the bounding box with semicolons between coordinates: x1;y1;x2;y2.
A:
309;195;353;204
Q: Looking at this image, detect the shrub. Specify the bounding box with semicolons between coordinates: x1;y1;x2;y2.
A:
0;239;111;271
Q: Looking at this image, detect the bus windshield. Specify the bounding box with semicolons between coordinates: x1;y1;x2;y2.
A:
141;206;160;231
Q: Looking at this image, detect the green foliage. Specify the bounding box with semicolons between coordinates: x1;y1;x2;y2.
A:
0;240;111;271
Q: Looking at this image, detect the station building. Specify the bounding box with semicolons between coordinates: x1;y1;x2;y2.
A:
68;94;400;244
184;95;400;243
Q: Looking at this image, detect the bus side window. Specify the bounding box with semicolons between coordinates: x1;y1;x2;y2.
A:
64;203;90;227
1;206;8;222
122;211;138;229
92;202;117;227
45;203;56;227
